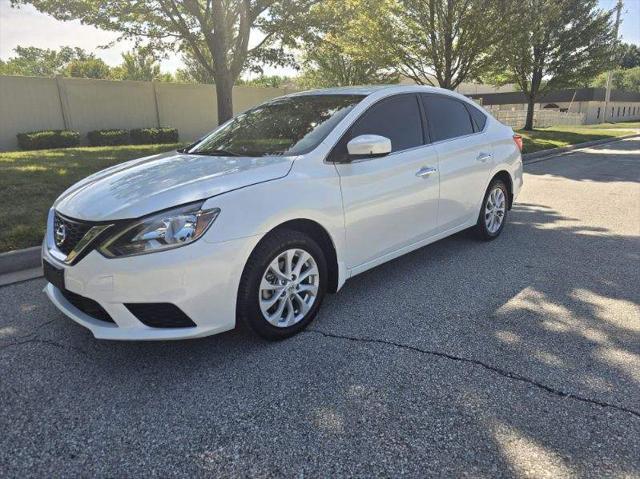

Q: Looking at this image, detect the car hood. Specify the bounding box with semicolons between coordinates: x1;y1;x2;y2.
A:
54;151;294;221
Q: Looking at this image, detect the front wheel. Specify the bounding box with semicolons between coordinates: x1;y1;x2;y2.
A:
237;229;327;340
475;179;509;240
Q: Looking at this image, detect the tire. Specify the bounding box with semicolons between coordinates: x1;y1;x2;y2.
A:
237;229;327;340
474;179;509;240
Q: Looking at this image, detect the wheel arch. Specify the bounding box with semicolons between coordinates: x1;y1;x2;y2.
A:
490;170;514;209
247;218;341;294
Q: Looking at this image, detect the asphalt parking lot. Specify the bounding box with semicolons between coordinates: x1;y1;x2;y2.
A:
1;138;639;478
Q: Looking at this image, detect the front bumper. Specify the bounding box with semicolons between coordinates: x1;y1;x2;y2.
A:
42;234;261;340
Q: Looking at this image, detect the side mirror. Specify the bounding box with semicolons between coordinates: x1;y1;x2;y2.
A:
347;134;392;159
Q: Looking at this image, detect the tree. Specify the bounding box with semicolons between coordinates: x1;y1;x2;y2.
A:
618;42;640;69
298;42;399;89
326;0;507;90
622;67;640;92
492;0;614;130
111;46;165;82
64;57;112;79
396;0;508;88
176;48;215;84
237;75;292;88
12;0;316;124
593;66;640;92
591;69;626;90
0;46;91;77
295;0;398;89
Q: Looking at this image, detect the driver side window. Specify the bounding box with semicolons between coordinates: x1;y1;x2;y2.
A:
329;94;425;162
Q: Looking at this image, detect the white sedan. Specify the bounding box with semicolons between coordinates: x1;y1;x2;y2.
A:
42;85;523;340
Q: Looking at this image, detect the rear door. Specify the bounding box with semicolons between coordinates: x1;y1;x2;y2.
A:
421;94;494;230
331;94;440;270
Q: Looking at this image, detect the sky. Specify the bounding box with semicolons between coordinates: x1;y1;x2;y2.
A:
1;0;639;77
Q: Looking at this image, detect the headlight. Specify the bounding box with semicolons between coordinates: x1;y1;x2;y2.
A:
99;202;220;258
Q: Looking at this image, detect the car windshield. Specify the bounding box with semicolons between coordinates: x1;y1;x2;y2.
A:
188;94;364;157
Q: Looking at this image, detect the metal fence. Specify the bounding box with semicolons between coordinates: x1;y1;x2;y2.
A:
0;75;294;151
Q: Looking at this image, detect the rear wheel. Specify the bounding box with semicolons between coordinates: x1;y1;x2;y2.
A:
237;230;327;340
475;179;508;240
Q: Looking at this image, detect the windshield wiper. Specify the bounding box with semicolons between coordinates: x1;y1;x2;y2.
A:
189;148;241;157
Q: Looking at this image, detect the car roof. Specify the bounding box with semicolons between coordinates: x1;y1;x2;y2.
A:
286;84;464;99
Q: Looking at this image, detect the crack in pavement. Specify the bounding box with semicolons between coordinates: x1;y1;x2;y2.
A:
0;319;57;344
305;329;640;420
2;321;637;419
0;338;87;356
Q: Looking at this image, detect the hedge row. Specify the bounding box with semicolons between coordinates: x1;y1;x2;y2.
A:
17;130;81;150
130;128;179;145
89;128;179;146
87;129;129;146
17;127;179;150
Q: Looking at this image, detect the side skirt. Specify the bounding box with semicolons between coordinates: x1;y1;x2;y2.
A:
347;220;476;280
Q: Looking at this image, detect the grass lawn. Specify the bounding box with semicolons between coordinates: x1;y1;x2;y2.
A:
519;123;638;153
0;144;181;253
565;121;640;129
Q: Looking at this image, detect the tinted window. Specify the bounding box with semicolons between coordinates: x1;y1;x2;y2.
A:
467;104;487;131
350;94;423;153
422;95;474;142
189;94;364;157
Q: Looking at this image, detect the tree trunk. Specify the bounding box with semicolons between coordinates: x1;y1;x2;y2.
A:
523;95;536;131
523;64;543;131
215;72;234;125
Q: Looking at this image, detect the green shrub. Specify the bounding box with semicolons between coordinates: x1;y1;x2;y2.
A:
130;127;179;145
87;129;130;146
17;130;80;150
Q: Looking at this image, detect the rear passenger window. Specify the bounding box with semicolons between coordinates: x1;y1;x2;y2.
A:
422;95;474;142
350;94;423;153
467;104;487;131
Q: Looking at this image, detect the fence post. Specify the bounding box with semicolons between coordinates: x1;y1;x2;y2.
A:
55;76;71;130
152;81;161;128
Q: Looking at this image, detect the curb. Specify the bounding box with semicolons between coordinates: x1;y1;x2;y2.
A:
0;246;41;276
0;267;43;288
522;132;640;163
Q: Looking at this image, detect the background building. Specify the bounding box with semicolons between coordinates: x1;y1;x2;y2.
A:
469;88;640;125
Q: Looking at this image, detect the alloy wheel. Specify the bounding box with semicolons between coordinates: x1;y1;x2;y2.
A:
258;248;320;327
485;187;506;234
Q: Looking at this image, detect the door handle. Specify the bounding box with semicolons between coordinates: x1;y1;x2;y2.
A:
477;152;493;163
416;166;437;178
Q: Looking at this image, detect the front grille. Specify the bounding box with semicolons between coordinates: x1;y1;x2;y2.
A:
125;303;197;328
54;212;92;255
60;289;115;324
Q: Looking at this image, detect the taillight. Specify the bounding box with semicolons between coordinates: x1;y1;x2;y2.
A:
513;134;523;152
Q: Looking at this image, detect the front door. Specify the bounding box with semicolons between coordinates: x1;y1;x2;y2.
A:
331;94;440;270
